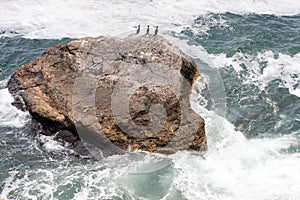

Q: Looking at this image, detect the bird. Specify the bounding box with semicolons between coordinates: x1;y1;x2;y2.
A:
136;25;140;34
154;26;158;36
146;25;150;35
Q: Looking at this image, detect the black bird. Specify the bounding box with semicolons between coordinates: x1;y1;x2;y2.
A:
146;25;150;35
154;26;158;36
136;25;140;34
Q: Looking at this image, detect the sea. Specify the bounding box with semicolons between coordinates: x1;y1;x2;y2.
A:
0;0;300;199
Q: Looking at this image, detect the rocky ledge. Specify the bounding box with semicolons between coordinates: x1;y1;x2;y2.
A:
8;35;207;157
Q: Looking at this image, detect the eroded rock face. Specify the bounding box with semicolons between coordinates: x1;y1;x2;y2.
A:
8;35;207;156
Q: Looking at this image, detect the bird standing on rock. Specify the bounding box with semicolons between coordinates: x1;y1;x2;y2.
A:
136;25;140;34
146;25;150;35
154;26;158;36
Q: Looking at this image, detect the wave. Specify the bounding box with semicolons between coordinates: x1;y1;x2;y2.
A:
0;87;29;128
1;101;299;199
0;0;300;39
210;51;300;97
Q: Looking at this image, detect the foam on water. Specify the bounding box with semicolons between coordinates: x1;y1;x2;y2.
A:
37;134;69;152
211;51;300;97
1;104;299;199
0;87;29;128
0;152;174;199
0;0;300;39
169;100;300;200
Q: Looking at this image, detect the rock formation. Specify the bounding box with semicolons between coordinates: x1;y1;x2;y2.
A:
8;35;207;157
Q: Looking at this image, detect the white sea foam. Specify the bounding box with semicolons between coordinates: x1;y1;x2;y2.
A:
0;154;170;199
1;107;299;199
170;135;300;200
0;88;29;128
0;0;300;39
171;100;300;200
210;51;300;97
37;134;67;152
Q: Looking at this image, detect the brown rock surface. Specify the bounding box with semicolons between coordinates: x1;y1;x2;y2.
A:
8;35;207;156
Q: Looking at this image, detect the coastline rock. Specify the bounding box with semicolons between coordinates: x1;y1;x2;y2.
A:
8;35;207;156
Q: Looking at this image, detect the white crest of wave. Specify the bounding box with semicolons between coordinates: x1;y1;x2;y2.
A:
171;100;300;200
0;0;300;39
211;51;300;97
0;88;29;128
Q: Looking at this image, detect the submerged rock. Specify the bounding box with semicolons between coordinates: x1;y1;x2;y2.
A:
8;35;207;156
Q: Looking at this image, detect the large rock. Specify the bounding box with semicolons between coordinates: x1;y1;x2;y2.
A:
8;35;207;156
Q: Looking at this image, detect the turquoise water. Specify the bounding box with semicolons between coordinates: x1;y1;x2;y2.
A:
0;38;70;80
187;13;300;56
183;13;300;138
0;12;300;200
